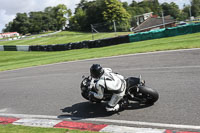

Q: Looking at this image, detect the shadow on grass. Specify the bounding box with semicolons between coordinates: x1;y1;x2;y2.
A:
58;101;153;120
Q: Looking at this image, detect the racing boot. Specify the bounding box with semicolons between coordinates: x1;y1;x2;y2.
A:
106;104;120;112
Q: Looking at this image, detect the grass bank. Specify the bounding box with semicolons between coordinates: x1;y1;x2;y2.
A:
0;32;200;71
0;124;100;133
0;31;130;46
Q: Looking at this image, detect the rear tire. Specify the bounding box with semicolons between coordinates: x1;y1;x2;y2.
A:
138;86;159;104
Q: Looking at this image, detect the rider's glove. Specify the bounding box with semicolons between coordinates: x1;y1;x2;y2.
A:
89;91;97;102
88;91;95;99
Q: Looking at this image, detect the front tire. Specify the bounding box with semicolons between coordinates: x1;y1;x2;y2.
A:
138;86;159;104
81;91;102;103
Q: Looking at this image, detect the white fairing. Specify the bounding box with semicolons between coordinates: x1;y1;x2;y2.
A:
99;68;125;91
92;68;126;100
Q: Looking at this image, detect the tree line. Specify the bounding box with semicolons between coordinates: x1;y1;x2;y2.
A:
3;0;200;34
3;4;71;34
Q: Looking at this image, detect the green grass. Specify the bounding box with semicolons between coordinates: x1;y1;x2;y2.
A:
0;32;200;71
0;124;100;133
0;31;131;46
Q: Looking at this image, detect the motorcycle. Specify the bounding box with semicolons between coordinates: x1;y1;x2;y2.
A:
80;75;159;109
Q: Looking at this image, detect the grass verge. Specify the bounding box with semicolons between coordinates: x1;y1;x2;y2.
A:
0;31;131;46
0;32;200;71
0;124;100;133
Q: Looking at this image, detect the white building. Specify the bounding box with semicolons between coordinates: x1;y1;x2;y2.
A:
0;32;20;39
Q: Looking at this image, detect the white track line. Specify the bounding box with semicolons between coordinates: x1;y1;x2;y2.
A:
13;118;62;128
100;125;166;133
1;113;200;130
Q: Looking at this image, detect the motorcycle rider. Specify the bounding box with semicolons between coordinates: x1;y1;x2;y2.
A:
89;64;127;112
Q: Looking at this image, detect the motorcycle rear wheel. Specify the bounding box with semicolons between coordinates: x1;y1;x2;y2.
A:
138;86;159;104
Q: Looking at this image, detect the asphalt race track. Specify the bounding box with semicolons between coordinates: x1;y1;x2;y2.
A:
0;48;200;131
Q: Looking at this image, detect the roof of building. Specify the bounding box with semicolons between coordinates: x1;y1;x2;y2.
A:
0;32;18;35
134;15;176;31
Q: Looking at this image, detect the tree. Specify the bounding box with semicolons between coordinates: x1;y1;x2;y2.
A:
191;0;200;17
69;0;131;32
122;2;129;10
69;1;95;31
6;13;30;34
102;0;131;31
161;2;180;19
144;7;152;13
29;11;45;33
85;0;105;28
3;22;13;33
3;4;71;34
44;6;57;31
137;0;161;15
179;5;190;20
69;8;87;31
128;0;161;17
75;0;89;14
129;0;138;7
136;7;145;14
52;4;72;30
